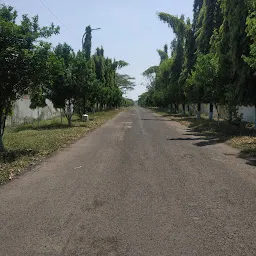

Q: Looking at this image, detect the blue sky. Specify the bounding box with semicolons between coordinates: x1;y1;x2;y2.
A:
4;0;193;100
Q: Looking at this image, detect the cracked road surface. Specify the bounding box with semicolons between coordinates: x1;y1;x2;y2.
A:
0;107;256;255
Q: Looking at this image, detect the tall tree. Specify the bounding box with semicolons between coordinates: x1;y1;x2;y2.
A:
243;0;256;126
196;0;222;54
164;44;168;55
47;43;76;127
82;26;92;60
194;0;222;119
193;0;204;32
158;12;186;108
157;46;168;63
29;42;53;111
73;51;96;115
214;0;251;121
0;4;59;151
186;53;219;117
244;0;256;70
179;18;196;113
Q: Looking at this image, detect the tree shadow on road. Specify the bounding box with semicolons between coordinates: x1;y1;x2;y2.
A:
167;137;202;141
238;152;256;166
167;135;256;167
164;116;256;167
141;118;173;121
152;109;256;166
167;136;224;147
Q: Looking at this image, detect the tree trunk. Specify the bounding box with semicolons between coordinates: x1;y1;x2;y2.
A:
0;112;7;152
0;134;4;152
66;100;72;127
170;104;173;113
37;107;40;128
60;109;63;124
182;104;186;115
187;104;190;115
255;105;256;129
174;104;178;113
68;117;72;127
197;103;201;120
228;108;233;123
0;103;11;152
83;96;86;114
209;103;214;121
215;104;220;126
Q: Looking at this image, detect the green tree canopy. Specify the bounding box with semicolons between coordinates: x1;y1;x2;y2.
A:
0;4;59;151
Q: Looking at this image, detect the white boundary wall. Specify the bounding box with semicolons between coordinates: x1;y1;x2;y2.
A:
237;106;255;123
6;98;256;125
178;104;255;123
6;96;61;126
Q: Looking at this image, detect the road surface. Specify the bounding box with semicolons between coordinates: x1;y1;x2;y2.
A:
0;107;256;256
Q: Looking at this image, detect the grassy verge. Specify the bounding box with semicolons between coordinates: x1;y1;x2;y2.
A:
153;108;256;158
0;109;122;184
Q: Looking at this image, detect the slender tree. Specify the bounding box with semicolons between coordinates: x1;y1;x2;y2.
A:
158;12;186;110
83;26;92;61
243;0;256;126
193;0;222;119
214;0;251;121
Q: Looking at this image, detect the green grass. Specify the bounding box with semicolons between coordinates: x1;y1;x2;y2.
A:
153;108;256;158
0;110;122;184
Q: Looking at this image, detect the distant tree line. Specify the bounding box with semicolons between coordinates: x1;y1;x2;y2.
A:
139;0;256;122
0;5;135;151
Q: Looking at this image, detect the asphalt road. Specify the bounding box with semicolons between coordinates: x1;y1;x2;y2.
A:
0;107;256;256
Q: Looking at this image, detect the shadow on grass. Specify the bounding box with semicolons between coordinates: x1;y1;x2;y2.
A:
162;113;255;137
161;114;188;118
12;118;95;132
0;149;39;163
184;132;218;137
162;114;173;118
13;122;69;132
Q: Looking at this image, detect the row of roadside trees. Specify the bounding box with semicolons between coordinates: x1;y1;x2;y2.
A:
0;5;135;151
139;0;256;124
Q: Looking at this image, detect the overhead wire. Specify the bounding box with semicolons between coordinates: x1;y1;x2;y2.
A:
39;0;73;34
